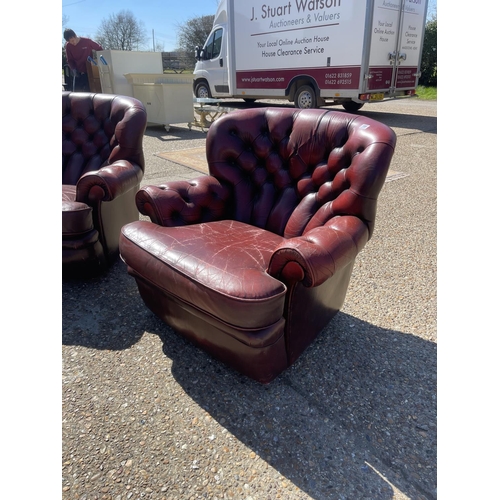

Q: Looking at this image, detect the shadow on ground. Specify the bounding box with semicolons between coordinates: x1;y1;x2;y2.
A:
144;125;208;142
156;313;436;499
63;261;436;499
62;259;147;350
357;109;437;135
215;99;437;136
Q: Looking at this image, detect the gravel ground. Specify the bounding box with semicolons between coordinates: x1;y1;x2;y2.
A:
62;98;437;500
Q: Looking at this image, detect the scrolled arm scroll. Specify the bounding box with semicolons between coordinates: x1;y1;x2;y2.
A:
268;215;370;287
76;160;143;204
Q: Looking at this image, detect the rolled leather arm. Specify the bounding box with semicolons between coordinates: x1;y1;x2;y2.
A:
77;160;143;204
135;176;232;227
268;215;370;287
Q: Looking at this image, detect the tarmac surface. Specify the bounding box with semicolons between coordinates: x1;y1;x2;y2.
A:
62;97;437;500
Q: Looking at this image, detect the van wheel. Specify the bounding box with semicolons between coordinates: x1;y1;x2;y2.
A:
294;85;317;109
342;101;364;112
195;82;212;99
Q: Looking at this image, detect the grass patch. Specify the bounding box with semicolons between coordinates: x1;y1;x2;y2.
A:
416;86;437;100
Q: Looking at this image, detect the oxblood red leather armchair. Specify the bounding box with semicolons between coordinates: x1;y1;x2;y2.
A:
119;107;397;383
62;91;147;273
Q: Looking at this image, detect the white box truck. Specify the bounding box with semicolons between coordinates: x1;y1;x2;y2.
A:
193;0;429;110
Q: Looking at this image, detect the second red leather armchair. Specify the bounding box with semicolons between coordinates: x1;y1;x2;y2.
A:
62;91;147;274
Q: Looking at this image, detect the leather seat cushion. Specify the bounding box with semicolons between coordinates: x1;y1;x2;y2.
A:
62;185;93;237
120;220;287;332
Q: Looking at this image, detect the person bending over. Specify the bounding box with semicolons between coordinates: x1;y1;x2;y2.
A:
64;29;103;91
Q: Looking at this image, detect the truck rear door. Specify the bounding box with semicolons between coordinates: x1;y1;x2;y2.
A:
366;0;428;96
394;0;428;91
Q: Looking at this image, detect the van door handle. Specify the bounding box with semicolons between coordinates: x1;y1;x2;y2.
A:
219;58;223;67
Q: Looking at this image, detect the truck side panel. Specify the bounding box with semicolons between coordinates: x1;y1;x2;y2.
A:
236;67;361;90
233;0;366;96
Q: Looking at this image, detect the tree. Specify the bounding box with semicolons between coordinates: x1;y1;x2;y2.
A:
62;14;70;67
95;10;147;51
420;16;437;87
176;15;215;60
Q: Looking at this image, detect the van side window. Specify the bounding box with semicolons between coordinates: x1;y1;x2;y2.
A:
204;28;223;60
212;29;223;58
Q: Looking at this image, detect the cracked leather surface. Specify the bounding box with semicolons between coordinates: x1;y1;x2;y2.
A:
121;220;287;331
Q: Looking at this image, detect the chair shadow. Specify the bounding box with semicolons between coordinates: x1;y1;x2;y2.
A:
144;124;208;142
62;262;436;499
359;109;437;135
151;311;437;500
62;259;147;349
222;99;437;136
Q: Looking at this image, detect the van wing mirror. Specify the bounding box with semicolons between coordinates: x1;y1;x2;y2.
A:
194;46;208;61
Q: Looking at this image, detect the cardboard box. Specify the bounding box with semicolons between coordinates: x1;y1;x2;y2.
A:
86;60;102;93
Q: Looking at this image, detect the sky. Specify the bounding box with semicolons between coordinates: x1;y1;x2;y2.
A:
62;0;437;52
62;0;221;52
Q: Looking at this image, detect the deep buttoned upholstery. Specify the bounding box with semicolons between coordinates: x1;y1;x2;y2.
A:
62;91;147;273
119;107;397;383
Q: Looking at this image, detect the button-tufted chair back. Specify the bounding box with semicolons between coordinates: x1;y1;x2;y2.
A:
206;107;395;239
62;92;145;186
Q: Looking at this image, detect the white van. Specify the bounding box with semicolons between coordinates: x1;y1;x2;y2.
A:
193;0;429;110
